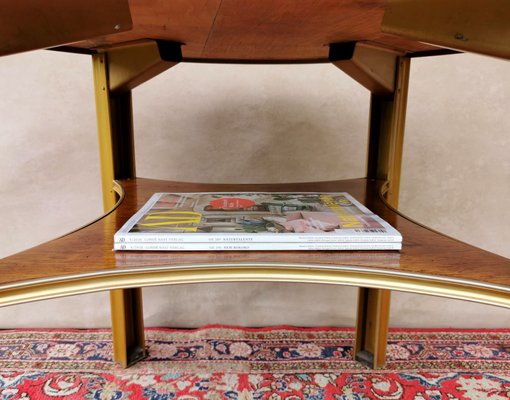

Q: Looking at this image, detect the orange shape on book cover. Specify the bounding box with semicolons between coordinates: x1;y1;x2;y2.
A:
209;198;256;210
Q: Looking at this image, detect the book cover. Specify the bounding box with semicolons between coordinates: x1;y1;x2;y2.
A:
114;192;402;249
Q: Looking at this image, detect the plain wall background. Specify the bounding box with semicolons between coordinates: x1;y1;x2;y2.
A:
0;50;509;328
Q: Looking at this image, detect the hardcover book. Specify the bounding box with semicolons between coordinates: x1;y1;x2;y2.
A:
114;192;402;251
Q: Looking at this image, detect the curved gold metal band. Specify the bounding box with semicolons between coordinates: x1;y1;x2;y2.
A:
1;263;510;309
3;180;507;322
58;181;125;238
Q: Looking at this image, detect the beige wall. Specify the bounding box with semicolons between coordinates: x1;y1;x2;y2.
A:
0;50;508;328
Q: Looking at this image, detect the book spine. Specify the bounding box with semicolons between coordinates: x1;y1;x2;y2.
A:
114;242;402;251
114;233;402;244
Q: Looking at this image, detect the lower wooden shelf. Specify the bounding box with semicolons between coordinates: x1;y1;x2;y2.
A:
1;177;510;309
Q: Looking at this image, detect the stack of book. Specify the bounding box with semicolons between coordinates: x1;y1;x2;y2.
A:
114;192;402;251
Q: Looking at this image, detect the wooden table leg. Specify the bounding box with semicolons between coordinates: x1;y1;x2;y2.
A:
354;287;391;368
110;288;146;367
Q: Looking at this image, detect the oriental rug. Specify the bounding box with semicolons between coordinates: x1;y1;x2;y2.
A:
1;326;510;399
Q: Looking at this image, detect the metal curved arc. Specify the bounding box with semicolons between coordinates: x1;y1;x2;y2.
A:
59;181;125;238
1;263;510;310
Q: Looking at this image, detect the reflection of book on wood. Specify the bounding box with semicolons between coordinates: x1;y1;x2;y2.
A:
114;192;402;251
113;250;402;268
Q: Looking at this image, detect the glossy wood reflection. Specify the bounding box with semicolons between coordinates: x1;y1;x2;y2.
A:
69;0;437;61
0;0;132;56
1;178;509;291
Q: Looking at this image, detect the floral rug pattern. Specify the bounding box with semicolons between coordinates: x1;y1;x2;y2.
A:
1;326;510;399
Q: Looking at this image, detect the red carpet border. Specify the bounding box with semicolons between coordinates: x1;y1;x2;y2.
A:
0;326;509;399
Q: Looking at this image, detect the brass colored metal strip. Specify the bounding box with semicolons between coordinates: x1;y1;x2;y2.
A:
110;288;146;367
357;55;410;367
382;0;510;60
330;42;400;96
107;41;182;93
93;41;181;368
93;48;142;368
92;53;117;211
59;181;125;238
372;289;391;367
1;264;510;310
366;57;410;207
385;57;410;208
354;286;391;368
110;289;128;366
355;288;391;368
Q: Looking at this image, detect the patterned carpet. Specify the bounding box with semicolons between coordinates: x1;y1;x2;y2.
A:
1;326;510;399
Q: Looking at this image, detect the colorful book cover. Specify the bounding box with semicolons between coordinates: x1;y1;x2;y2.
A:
114;192;402;248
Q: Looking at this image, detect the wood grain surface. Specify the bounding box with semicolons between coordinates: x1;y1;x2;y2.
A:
1;178;509;289
69;0;437;61
0;0;132;56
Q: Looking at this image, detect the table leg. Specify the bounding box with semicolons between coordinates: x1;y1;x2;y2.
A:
354;287;391;368
110;288;146;367
92;44;181;368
